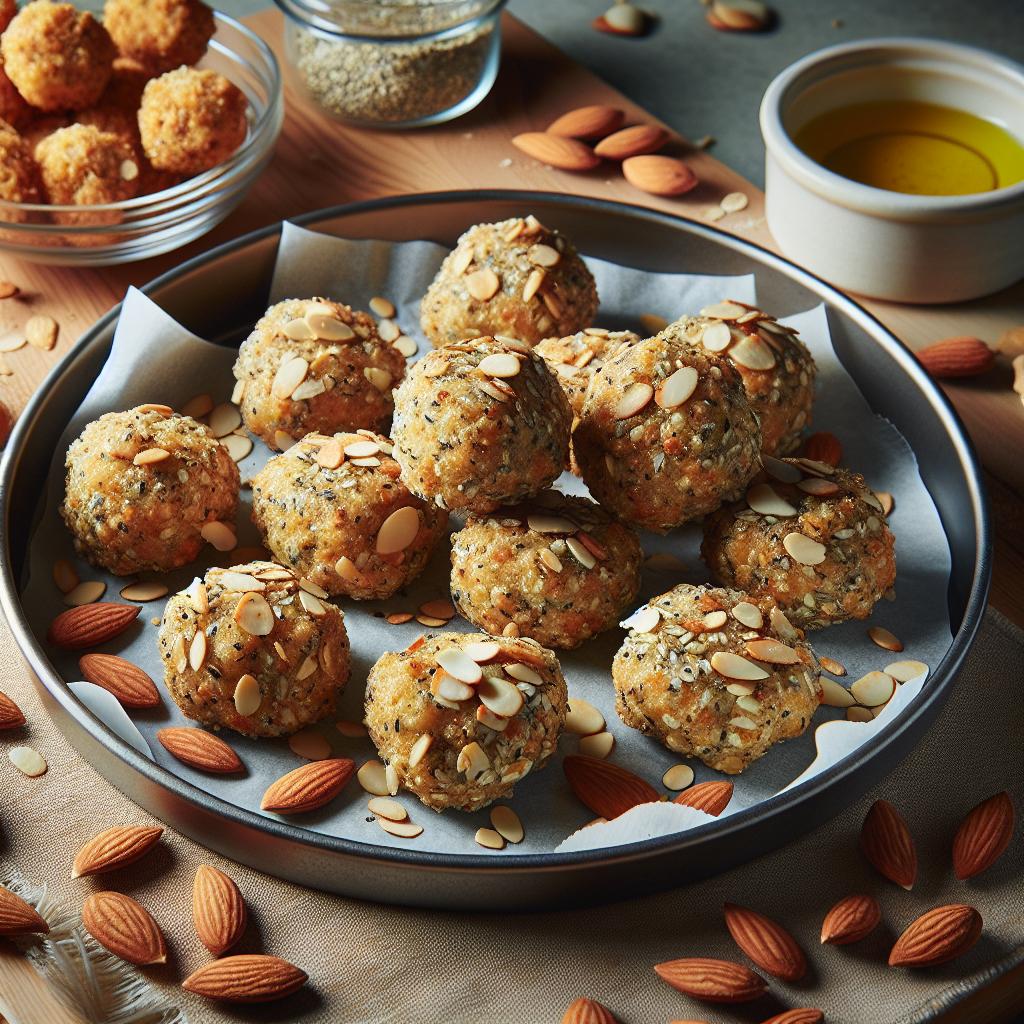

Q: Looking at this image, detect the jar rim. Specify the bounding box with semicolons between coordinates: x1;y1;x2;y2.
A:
274;0;507;41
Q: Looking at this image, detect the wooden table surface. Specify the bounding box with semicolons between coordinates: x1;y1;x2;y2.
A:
0;11;1021;1023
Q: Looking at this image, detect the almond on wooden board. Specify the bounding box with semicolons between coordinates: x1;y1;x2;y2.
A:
547;105;625;140
623;155;699;197
72;825;164;878
820;893;881;945
594;123;669;160
260;757;355;814
48;602;140;650
0;689;26;729
952;790;1015;880
182;954;308;1003
79;653;161;708
801;431;842;467
673;780;734;816
561;996;618;1024
860;799;917;890
654;956;767;1003
562;754;659;819
916;336;994;379
889;903;983;967
0;884;49;935
511;132;601;172
157;727;243;774
723;902;807;982
82;891;167;966
193;864;247;956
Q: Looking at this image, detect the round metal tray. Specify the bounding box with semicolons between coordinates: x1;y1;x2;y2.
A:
0;192;990;910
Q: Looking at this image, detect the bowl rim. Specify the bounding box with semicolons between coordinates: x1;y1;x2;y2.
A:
0;190;992;876
759;36;1024;218
0;10;282;223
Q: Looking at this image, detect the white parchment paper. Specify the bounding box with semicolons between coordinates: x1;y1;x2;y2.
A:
19;222;953;857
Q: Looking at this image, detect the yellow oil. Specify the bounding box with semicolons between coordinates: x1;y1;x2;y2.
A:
793;100;1024;196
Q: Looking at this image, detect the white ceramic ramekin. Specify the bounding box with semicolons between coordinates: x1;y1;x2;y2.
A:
760;38;1024;303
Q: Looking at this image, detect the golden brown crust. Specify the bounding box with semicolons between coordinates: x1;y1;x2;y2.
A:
0;119;43;209
104;0;214;75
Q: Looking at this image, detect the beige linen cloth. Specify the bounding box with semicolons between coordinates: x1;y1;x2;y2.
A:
1;608;1021;1024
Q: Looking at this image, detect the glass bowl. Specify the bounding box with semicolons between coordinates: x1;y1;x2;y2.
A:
0;12;283;267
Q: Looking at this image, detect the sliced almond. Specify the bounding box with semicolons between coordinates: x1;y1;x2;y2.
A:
747;482;797;517
368;796;406;821
64;580;106;606
783;532;827;566
868;626;903;652
820;678;855;708
884;659;928;683
655;366;698;409
376;506;420;555
357;759;390;796
465;640;500;663
432;672;474;703
662;764;695;791
408;733;433;769
490;805;524;844
133;447;170;467
744;638;800;665
522;268;545;303
710;651;770;681
188;630;207;671
474;827;505;850
614;381;654;419
762;454;803;483
565;536;596;569
436;647;483;685
731;602;762;629
8;745;46;777
731;336;777;371
578;731;615;759
847;705;875;723
701;320;733;352
478;676;525;718
504;662;543;685
233;674;261;716
201;521;237;552
478;352;521;378
620;605;661;633
52;558;79;594
271;357;309;400
288;729;332;761
466;268;500;301
307;313;354;341
456;741;489;781
378;818;422;839
851;671;897;707
565;697;605;736
702;610;728;630
234;592;274;636
527;513;576;534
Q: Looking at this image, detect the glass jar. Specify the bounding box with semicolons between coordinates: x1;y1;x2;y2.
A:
275;0;508;129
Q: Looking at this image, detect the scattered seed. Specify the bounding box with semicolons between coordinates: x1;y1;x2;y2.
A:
207;403;241;438
490;805;524;844
378;817;422;839
26;315;58;351
565;697;605;736
720;191;749;213
663;764;695;791
884;659;928;682
358;759;390;796
369;296;395;319
868;626;903;652
475;827;505;850
818;654;847;676
851;671;897;707
368;796;406;821
9;745;47;777
64;580;106;606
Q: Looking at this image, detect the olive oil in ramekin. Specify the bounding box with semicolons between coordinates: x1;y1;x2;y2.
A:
794;100;1024;196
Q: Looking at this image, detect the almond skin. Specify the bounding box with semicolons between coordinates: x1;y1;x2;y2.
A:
547;105;625;141
82;891;167;966
563;754;659;819
762;1012;824;1024
952;790;1015;880
0;884;49;935
72;825;163;878
674;780;734;816
79;653;161;708
654;957;767;1003
916;336;994;379
0;689;26;729
261;758;355;814
889;904;983;967
561;996;618;1024
183;954;308;1003
820;893;881;945
861;799;917;890
707;0;772;31
801;431;842;467
594;124;669;161
623;155;699;197
158;727;243;774
48;602;140;650
511;132;601;172
723;902;807;982
193;864;247;956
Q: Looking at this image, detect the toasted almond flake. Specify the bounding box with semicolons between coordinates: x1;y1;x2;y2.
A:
188;630;207;671
336;719;366;738
450;246;473;276
357;759;390;796
479;676;524;718
868;626;903;652
233;674;261;716
271;357;309;400
527;513;576;534
386;612;413;625
770;605;798;639
436;647;483;685
419;599;456;620
408;733;433;769
731;335;777;371
465;641;500;663
725;682;755;696
783;532;827;566
234;592;274;636
349;456;380;468
565;697;605;736
307;313;354;342
9;745;46;777
364;367;393;392
638;313;668;335
369;296;395;319
729;715;758;730
378;817;422;839
820;677;856;707
720;191;749;213
490;805;524;844
26;314;58;351
298;590;326;617
565;536;597;570
731;601;762;629
180;393;214;419
875;491;895;516
884;659;928;682
298;578;329;601
283;317;315;341
132;447;170;467
377;318;400;343
219;434;252;463
477;705;510;731
701;320;733;351
376;506;420;555
762;454;803;483
851;671;897;707
819;654;846;676
273;430;296;451
527;242;560;267
137;404;174;417
655;366;699;409
416;614;446;627
478;352;521;378
335;556;361;582
290;378;327;403
207;403;242;440
368;796;406;821
578;731;615;759
496;335;532;354
432;672;474;703
64;580;106;606
846;705;875;723
289;729;332;760
183;580;207;616
797;477;840;497
745;637;800;665
621;605;661;633
504;662;542;685
502;622;520;637
217;571;263;592
739;695;763;715
746;482;797;517
662;764;694;791
541;290;562;318
394;335;418;357
703;610;728;630
475;827;505;850
456;741;489;781
171;635;187;673
466;268;500;301
201;521;237;552
701;300;748;320
523;268;545;302
540;548;563;573
614;381;654;419
710;651;770;681
53;559;79;594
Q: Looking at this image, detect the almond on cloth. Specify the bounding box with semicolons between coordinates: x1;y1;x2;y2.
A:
0;689;26;729
916;336;994;378
511;133;601;172
723;902;807;982
563;754;659;819
860;798;917;889
622;155;699;196
261;758;355;814
157;727;243;774
594;124;669;160
0;884;49;935
561;996;618;1024
82;891;167;966
72;825;164;878
48;602;141;650
674;780;734;816
182;954;308;1002
952;790;1015;880
820;893;881;945
888;904;983;967
547;105;625;140
655;956;767;1002
79;653;161;708
193;864;247;956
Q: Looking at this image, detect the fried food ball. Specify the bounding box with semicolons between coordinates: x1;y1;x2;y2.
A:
234;298;407;451
365;633;567;812
61;404;239;576
103;56;152;111
391;336;571;515
1;1;115;112
159;561;350;738
104;0;214;75
0;60;33;131
138;66;247;175
675;300;816;456
251;430;449;600
574;328;762;533
420;216;599;348
613;582;821;774
450;493;642;649
0;119;42;210
21;113;71;154
702;456;896;629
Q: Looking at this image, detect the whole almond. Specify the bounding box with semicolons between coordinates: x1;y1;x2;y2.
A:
261;758;355;814
674;780;734;816
82;891;167;966
594;124;669;161
593;2;647;35
802;431;842;467
563;754;659;819
0;689;26;729
158;727;243;774
952;790;1015;880
48;602;140;650
623;155;699;197
654;956;767;1003
183;954;308;1002
889;904;983;967
820;893;881;945
762;1012;824;1024
548;105;625;140
0;884;49;935
708;0;772;31
79;653;161;708
723;902;806;982
194;864;247;956
72;825;164;878
562;996;618;1024
916;336;994;379
861;799;917;890
512;132;601;172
